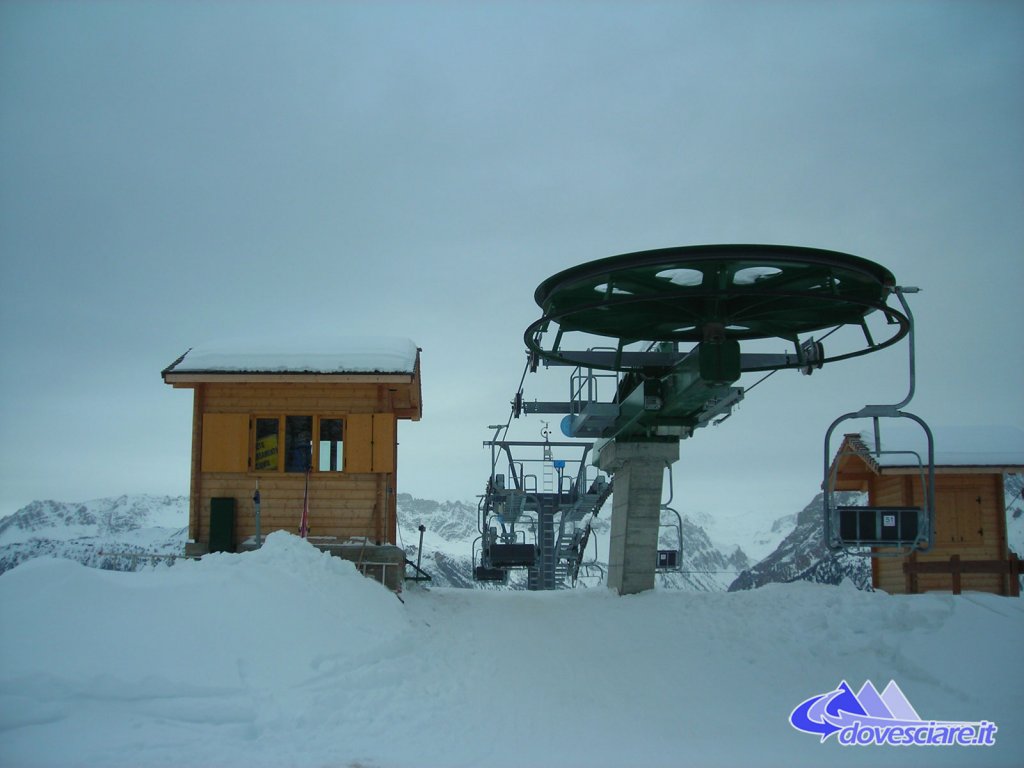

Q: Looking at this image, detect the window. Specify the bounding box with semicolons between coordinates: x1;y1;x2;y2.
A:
249;414;388;474
284;415;312;472
319;418;344;472
254;418;280;471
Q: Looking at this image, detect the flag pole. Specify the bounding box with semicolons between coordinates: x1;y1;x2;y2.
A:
299;440;311;538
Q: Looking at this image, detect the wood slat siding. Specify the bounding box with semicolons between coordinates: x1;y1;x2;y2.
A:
189;381;409;549
202;383;413;414
200;472;386;543
874;473;1010;594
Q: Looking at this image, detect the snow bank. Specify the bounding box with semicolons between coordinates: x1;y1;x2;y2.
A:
0;533;408;766
1;533;1022;768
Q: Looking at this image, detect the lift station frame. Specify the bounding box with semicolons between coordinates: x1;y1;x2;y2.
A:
475;429;612;589
489;244;933;593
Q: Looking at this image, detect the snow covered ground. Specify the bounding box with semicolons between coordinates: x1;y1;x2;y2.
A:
1;532;1021;767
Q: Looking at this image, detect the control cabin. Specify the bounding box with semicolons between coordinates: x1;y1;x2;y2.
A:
162;337;422;555
830;426;1023;595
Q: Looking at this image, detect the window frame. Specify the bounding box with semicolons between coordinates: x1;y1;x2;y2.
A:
250;414;349;475
252;415;283;473
317;416;345;473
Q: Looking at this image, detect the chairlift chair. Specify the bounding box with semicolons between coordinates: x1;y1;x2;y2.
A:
822;287;935;557
656;506;684;572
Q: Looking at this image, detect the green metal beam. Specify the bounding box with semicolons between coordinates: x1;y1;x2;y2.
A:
601;339;741;441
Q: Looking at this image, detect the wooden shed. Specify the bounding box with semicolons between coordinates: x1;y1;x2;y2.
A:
830;425;1024;596
162;337;422;559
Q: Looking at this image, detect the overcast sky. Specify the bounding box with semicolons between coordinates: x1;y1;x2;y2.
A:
2;1;1022;535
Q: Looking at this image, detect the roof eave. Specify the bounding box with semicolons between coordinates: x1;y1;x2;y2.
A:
877;464;1024;475
162;371;416;386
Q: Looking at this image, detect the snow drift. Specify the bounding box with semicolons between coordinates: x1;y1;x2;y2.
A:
1;532;1022;767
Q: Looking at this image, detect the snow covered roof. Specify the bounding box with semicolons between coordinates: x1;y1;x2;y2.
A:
163;336;420;379
847;425;1024;470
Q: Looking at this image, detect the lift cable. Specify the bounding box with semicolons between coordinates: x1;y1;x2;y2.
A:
490;353;533;464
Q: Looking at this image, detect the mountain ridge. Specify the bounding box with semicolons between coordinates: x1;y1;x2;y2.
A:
727;491;870;591
0;492;766;590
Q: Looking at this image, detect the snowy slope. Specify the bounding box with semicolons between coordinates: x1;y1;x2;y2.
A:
1;532;1020;768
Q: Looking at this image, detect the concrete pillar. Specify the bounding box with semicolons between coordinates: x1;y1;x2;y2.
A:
596;440;680;595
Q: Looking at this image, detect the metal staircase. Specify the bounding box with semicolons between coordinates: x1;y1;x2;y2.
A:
552;476;613;588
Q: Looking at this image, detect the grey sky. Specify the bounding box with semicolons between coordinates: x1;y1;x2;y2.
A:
2;2;1022;532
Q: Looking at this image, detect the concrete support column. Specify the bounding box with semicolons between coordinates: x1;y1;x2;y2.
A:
596;440;680;595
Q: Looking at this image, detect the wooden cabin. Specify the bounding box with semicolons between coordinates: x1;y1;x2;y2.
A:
830;425;1023;596
162;337;422;563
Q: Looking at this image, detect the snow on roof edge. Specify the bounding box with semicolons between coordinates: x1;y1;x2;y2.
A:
853;425;1024;468
165;336;420;375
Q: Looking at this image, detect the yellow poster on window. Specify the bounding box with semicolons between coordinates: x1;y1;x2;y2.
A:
255;433;279;471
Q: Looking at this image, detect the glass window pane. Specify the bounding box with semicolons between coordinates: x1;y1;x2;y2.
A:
285;416;312;472
254;418;280;471
319;418;344;472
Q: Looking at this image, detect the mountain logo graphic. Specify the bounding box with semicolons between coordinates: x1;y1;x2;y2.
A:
789;680;997;747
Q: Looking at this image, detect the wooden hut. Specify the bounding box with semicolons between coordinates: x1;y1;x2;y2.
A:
162;337;422;571
830;425;1023;596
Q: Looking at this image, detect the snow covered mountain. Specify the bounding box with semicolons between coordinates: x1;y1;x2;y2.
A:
5;477;1021;592
395;494;480;588
395;492;754;590
728;491;871;592
0;493;485;584
655;515;752;591
0;492;759;591
0;495;188;575
685;506;799;563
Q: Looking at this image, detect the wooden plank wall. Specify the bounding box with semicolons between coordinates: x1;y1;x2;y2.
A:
192;381;402;549
875;473;1008;594
204;381;384;414
203;472;385;544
